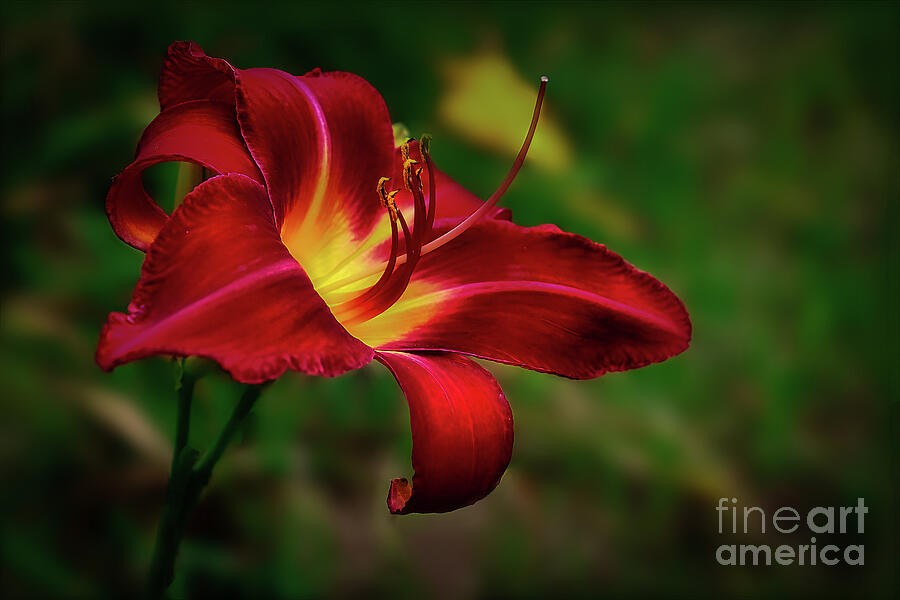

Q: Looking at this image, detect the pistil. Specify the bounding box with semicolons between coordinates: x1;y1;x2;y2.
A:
418;76;547;256
325;76;548;323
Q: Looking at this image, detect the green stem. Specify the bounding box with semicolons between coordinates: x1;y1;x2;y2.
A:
145;446;199;600
193;384;263;486
171;359;195;471
144;375;264;600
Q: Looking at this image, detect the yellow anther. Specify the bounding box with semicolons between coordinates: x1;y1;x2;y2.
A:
400;141;410;162
385;190;399;220
377;176;392;206
402;158;419;191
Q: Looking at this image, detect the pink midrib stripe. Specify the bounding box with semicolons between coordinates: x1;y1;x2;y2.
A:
291;74;330;224
115;259;300;354
407;280;683;335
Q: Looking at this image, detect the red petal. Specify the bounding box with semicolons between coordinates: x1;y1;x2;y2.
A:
376;351;513;514
355;219;691;378
153;43;507;281
160;42;397;249
158;41;236;110
97;174;373;383
236;68;394;235
107;100;263;251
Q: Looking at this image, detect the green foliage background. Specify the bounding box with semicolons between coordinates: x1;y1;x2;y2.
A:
1;1;897;598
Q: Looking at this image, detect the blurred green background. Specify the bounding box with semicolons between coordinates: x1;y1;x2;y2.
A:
1;1;897;598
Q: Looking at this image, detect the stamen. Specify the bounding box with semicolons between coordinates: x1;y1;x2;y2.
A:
400;141;418;192
376;176;391;201
342;189;400;307
407;166;428;243
339;206;417;325
420;134;437;232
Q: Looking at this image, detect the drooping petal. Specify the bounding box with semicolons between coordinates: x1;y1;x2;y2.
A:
97;174;374;383
376;351;513;514
107;100;263;251
350;219;692;379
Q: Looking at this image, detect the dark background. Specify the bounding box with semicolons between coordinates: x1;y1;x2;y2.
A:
1;1;897;598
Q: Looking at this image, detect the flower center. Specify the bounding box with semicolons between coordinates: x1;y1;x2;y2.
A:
325;76;548;326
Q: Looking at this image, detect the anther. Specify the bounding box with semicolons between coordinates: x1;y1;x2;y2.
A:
384;190;399;220
402;158;419;192
377;176;391;205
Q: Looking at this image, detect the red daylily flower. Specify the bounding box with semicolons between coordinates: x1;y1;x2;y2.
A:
97;42;691;514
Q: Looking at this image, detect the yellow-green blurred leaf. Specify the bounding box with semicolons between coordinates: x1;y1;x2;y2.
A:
439;50;573;173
